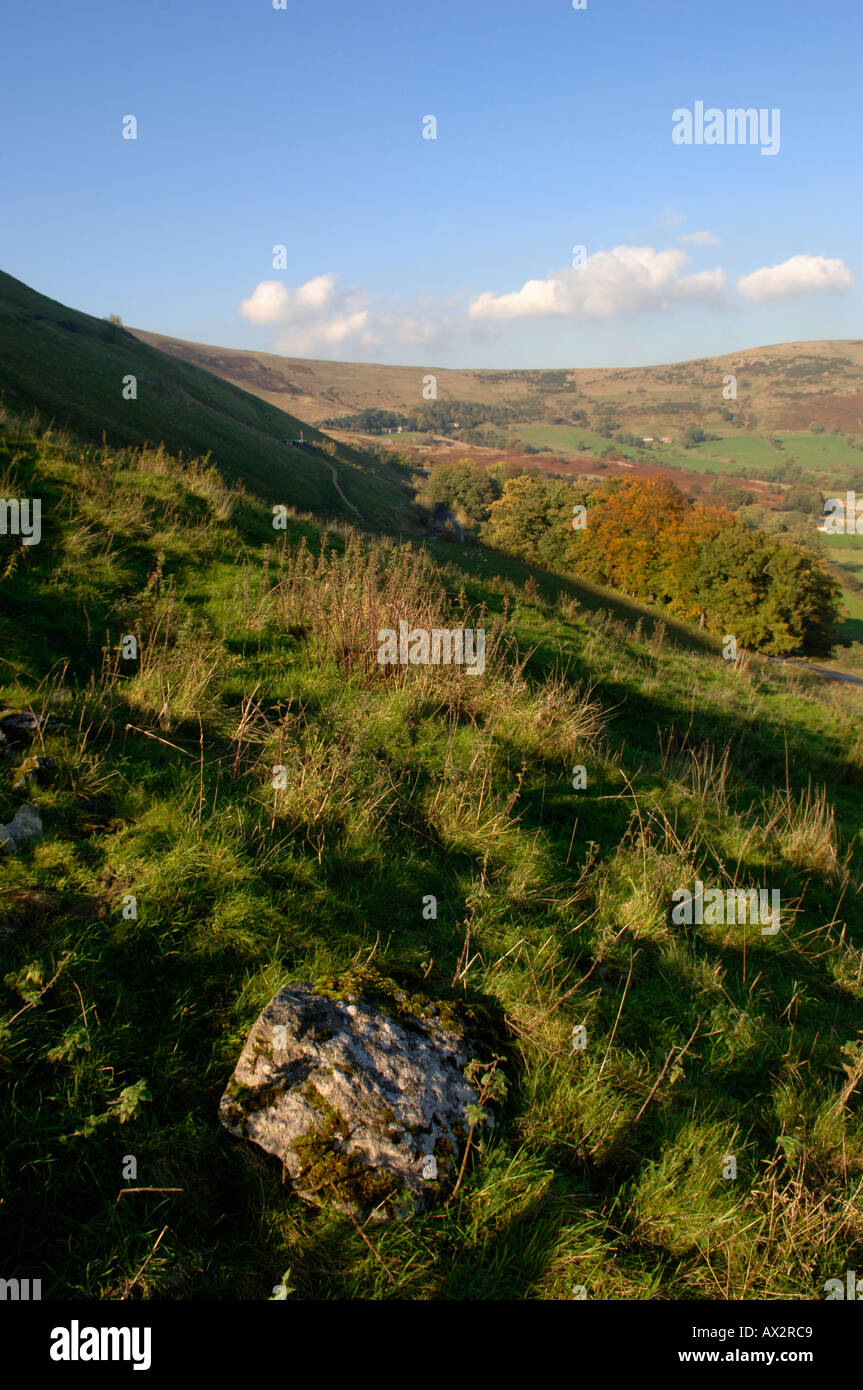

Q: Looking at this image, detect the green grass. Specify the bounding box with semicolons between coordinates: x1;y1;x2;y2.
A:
422;537;723;656
512;424;863;491
3;405;863;1301
774;432;861;476
819;531;863;580
816;531;863;641
516;423;625;457
682;432;860;481
513;423;855;483
684;435;784;473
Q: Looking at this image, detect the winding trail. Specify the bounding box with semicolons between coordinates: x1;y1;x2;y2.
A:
281;434;365;523
326;460;364;522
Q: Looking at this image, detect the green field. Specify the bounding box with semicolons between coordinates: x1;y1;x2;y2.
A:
676;432;860;482
820;529;863;579
774;432;862;475
517;423;633;457
817;531;863;640
514;423;863;487
685;434;786;473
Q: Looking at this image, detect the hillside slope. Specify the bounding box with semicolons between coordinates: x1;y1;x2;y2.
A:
0;270;413;528
130;324;863;434
2;405;862;1301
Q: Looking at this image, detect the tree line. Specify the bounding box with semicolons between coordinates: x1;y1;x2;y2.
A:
322;400;520;436
424;464;842;655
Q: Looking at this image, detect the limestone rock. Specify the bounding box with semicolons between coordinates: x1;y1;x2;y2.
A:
0;803;43;853
220;978;485;1219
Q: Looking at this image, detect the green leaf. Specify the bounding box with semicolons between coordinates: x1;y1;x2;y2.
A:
45;1025;90;1064
4;962;44;1005
778;1134;804;1163
113;1079;152;1123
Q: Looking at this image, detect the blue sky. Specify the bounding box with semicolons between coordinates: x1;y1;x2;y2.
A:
1;0;859;368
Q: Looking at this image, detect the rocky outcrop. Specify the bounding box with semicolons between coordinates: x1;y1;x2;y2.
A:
0;803;43;853
220;971;500;1220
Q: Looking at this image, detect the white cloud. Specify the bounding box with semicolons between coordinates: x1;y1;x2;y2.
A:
239;279;295;325
468;245;728;323
737;254;854;302
277;310;374;355
678;230;720;247
239;274;380;356
292;274;340;312
238;275;347;325
238;245;855;362
239;275;466;358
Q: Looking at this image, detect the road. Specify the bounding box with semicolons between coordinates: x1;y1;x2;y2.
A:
768;656;863;688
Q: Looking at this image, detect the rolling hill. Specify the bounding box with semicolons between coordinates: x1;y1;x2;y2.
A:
2;265;863;1304
0;270;414;529
3;399;863;1303
130;325;863;436
5;270;861;651
127;323;863;648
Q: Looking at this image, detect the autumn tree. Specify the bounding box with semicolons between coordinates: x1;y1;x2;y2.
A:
571;477;687;601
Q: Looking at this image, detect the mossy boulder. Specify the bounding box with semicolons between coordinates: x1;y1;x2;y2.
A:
219;971;501;1220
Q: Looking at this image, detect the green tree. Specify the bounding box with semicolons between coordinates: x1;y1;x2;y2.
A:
483;474;577;567
427;461;501;527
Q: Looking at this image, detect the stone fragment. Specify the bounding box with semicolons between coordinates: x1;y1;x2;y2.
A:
0;710;64;746
220;977;488;1219
0;803;43;853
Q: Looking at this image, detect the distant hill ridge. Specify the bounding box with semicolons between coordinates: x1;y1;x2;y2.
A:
129;325;863;436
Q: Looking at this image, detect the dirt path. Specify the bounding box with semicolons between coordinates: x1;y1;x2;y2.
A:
768;656;863;688
326;461;364;522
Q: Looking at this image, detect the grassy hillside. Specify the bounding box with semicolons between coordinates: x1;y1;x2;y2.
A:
0;270;414;529
2;404;863;1300
130;325;863;437
127;322;863;630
